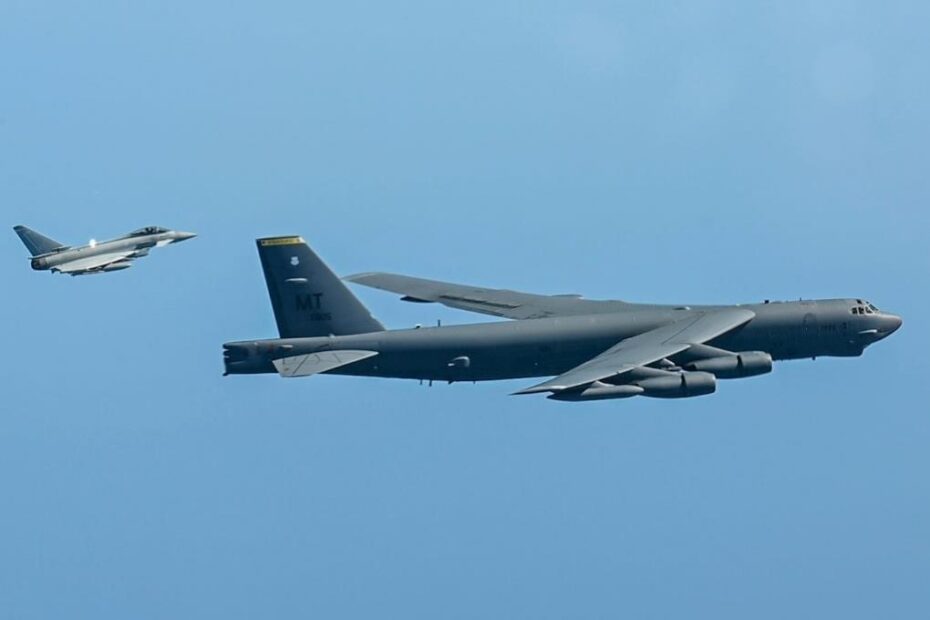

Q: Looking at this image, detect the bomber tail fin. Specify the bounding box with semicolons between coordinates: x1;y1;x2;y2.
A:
256;236;384;338
13;225;67;256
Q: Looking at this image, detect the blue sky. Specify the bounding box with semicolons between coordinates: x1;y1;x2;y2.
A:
1;1;928;618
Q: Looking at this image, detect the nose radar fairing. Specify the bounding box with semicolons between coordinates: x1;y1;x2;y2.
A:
14;225;197;276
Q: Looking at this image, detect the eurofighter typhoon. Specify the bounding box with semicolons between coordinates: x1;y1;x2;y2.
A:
14;225;196;275
223;236;902;402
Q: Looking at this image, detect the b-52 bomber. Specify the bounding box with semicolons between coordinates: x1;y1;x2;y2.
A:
223;235;902;402
14;225;196;275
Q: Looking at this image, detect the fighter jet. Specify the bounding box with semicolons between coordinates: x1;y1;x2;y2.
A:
223;235;902;402
14;225;196;276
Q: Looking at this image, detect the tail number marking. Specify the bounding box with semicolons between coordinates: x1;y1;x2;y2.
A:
296;293;331;321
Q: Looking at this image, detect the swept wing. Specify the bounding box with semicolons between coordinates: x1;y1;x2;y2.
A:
515;308;755;394
345;272;629;319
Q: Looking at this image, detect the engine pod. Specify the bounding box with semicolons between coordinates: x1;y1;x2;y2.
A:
684;351;773;379
635;371;717;399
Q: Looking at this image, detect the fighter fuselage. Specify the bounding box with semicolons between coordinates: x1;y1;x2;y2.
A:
26;227;196;274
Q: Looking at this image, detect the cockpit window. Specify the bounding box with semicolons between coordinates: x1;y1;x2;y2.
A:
129;226;168;236
851;301;881;315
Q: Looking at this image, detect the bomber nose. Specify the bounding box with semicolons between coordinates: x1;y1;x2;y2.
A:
883;313;903;335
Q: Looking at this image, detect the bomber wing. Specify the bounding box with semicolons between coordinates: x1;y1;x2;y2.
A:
514;308;755;395
345;272;629;319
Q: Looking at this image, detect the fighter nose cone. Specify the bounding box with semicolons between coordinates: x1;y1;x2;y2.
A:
175;231;197;242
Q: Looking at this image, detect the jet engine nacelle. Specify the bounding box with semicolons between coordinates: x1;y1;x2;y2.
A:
549;371;716;402
636;370;717;399
684;351;772;379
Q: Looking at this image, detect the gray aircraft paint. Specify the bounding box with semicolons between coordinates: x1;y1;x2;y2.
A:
14;225;196;275
224;235;902;401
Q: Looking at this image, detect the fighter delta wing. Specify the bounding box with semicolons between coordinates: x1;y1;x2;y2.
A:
53;250;139;274
345;272;630;319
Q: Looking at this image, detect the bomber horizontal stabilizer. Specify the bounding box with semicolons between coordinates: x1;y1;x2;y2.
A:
273;350;379;378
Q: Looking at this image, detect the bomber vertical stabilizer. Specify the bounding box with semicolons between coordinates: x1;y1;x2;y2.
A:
256;236;384;338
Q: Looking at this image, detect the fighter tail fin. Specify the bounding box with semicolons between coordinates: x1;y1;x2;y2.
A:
257;236;384;338
13;225;67;256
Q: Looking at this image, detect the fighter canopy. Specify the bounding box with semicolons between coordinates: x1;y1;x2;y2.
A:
128;226;171;236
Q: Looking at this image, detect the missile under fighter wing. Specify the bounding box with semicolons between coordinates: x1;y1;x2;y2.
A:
13;225;196;276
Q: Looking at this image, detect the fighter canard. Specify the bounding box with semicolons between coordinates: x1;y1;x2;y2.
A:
14;225;196;275
223;235;902;402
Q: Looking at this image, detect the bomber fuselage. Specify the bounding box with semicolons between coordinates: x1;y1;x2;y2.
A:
224;298;901;382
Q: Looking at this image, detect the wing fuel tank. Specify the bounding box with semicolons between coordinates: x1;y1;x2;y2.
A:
548;382;645;401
